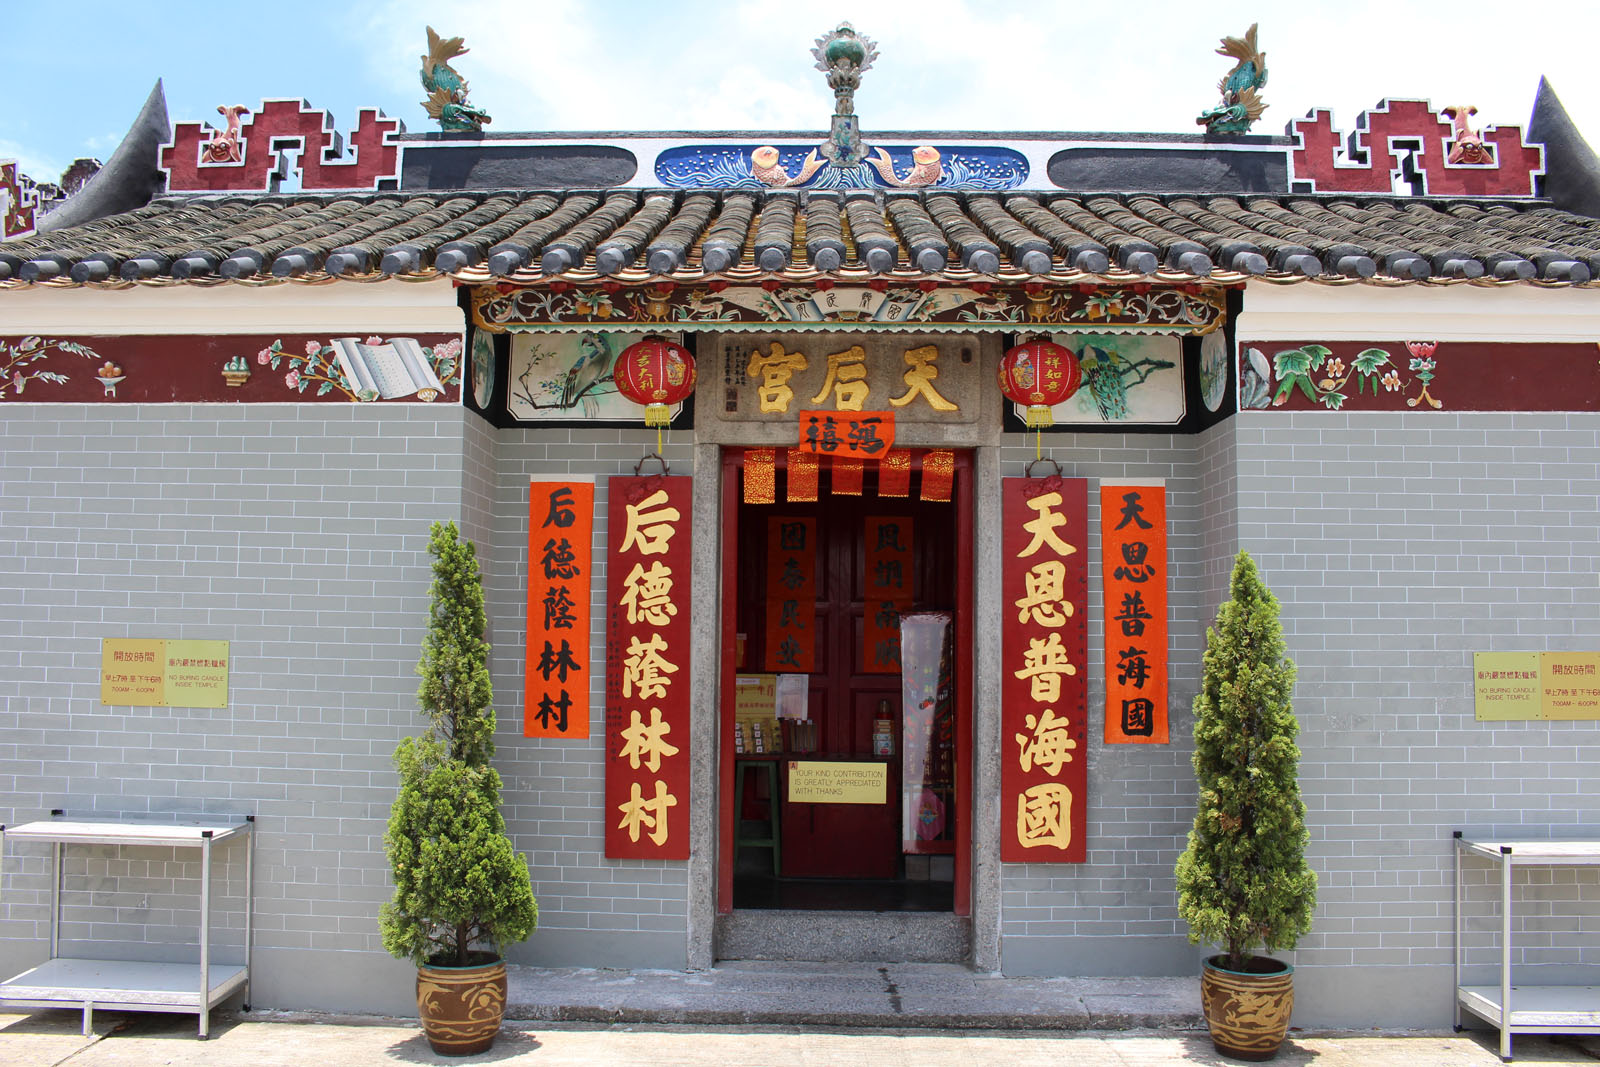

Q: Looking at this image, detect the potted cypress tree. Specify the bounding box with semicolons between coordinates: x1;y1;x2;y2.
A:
381;521;538;1056
1175;551;1317;1061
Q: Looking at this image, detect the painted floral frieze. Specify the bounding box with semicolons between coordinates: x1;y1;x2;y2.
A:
1238;340;1600;413
0;336;107;398
474;284;1225;335
256;336;463;401
0;333;463;404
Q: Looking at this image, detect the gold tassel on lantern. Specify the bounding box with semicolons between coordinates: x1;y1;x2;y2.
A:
1026;404;1054;429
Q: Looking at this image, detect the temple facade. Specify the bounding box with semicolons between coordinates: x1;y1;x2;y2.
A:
4;26;1600;1029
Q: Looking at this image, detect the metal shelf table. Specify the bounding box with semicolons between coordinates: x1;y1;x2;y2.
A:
1454;834;1600;1061
0;816;254;1038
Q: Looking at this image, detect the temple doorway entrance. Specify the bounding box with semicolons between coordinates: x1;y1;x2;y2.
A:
716;448;973;942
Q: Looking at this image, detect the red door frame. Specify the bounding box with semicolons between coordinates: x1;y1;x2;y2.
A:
716;448;975;917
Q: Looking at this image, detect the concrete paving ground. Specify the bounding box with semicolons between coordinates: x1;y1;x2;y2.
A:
8;1010;1600;1067
501;963;1205;1028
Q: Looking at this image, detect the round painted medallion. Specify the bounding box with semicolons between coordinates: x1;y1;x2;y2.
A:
1200;330;1229;412
471;330;494;410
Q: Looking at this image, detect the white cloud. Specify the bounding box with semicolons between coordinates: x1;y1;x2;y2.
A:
0;140;69;185
342;1;1600;141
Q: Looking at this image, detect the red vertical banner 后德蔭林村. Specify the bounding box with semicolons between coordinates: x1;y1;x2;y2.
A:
526;481;594;738
605;475;692;860
1000;477;1088;863
1101;484;1168;744
764;516;816;673
863;516;913;673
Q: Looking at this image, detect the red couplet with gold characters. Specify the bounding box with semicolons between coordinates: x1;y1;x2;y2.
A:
1000;477;1088;863
605;475;692;860
1101;484;1168;744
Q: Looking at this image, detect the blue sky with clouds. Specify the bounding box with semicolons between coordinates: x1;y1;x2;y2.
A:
6;1;1600;182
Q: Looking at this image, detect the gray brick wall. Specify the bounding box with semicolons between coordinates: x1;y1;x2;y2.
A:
8;394;1598;1026
1197;418;1239;618
995;432;1206;976
459;411;498;551
1235;411;1600;1024
0;402;475;1007
484;427;696;969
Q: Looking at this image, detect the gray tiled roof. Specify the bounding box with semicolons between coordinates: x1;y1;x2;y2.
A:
5;188;1600;287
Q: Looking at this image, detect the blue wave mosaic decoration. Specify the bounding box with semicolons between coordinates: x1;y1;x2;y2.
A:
654;144;1029;190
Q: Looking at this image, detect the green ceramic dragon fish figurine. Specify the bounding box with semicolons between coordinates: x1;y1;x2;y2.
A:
1196;24;1267;135
420;26;492;133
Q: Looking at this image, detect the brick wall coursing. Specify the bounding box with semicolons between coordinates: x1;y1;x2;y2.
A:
11;402;1596;989
1237;412;1600;972
0;403;472;971
995;433;1204;944
1197;418;1239;619
484;428;696;949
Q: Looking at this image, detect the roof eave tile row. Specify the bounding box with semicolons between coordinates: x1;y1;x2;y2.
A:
4;188;1600;290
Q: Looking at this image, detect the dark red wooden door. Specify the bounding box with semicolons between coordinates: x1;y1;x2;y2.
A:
737;480;955;879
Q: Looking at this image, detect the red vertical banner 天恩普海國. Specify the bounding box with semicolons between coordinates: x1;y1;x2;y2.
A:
1000;477;1088;862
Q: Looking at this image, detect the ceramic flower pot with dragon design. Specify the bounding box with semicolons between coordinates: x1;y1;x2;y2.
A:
1200;955;1294;1061
416;957;507;1056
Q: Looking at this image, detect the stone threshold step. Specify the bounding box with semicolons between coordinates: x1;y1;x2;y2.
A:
505;961;1204;1030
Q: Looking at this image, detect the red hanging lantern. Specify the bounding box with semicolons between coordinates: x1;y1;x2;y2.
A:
613;336;696;427
998;337;1081;428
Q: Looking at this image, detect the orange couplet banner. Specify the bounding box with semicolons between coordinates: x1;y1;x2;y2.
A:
796;410;895;458
1101;484;1168;744
526;481;594;738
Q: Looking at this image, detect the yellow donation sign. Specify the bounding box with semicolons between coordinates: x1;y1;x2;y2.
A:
787;760;887;805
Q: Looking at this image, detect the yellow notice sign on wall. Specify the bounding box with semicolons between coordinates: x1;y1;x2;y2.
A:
101;639;230;708
164;640;231;708
1473;652;1542;720
787;761;887;805
101;639;167;706
1541;651;1600;720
